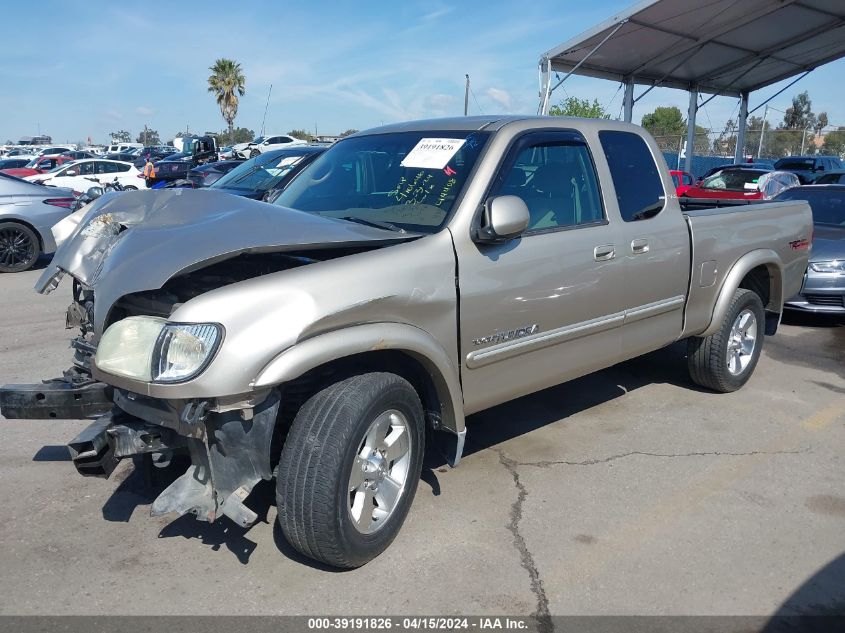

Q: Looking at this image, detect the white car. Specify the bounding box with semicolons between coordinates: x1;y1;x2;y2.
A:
25;159;146;191
106;142;143;154
36;146;75;157
232;134;306;158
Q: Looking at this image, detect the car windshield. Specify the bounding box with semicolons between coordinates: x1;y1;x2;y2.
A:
252;136;265;144
48;161;73;173
774;158;814;170
700;169;766;191
24;157;40;168
273;131;490;234
211;151;314;192
775;188;845;226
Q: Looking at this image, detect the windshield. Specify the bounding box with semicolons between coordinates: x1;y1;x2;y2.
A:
273;130;490;234
252;136;265;144
774;158;814;170
775;188;845;226
700;169;766;191
212;150;318;192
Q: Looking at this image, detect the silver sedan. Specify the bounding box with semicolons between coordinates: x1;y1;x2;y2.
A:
775;184;845;313
0;173;77;272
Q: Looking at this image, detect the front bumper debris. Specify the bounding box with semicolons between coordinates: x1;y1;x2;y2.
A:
67;389;281;528
0;379;111;420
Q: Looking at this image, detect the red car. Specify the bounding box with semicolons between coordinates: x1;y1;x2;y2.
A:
681;168;771;200
669;170;694;196
1;155;75;179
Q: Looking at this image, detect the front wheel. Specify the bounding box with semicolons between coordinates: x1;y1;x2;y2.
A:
276;372;425;568
249;148;260;158
687;288;765;392
0;222;40;273
123;185;137;191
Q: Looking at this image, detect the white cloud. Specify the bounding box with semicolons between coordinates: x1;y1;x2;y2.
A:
136;106;154;116
104;110;123;121
485;88;514;112
422;6;454;21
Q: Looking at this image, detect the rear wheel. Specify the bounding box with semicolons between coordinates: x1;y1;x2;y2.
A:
276;372;425;568
0;222;40;273
123;185;138;191
687;288;765;392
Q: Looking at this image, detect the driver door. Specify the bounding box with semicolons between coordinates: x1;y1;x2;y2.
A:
455;131;626;414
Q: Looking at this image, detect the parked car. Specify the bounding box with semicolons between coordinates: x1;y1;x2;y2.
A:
187;160;244;188
36;146;74;157
208;146;326;199
0;116;812;569
232;134;306;159
815;170;845;185
682;168;774;200
2;155;76;179
773;155;843;184
133;146;179;169
61;150;96;160
26;158;145;190
218;146;234;160
0;173;76;272
0;158;34;170
697;162;774;182
105;143;143;154
669;170;694;196
103;152;140;163
774;184;845;313
150;136;218;184
4;148;36;158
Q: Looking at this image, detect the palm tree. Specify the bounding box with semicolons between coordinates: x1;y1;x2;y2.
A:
207;59;246;136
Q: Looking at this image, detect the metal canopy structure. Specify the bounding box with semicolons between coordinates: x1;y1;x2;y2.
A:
538;0;845;170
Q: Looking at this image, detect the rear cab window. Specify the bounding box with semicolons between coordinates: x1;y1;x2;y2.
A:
599;131;665;221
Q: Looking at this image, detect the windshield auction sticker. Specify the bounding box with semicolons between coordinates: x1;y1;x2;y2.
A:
400;138;466;169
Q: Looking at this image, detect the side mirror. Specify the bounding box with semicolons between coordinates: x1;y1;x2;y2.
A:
263;188;282;203
474;195;530;244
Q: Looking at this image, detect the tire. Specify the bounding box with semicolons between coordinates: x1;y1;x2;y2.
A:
277;372;425;568
124;186;138;191
0;222;40;273
249;148;260;158
687;288;765;393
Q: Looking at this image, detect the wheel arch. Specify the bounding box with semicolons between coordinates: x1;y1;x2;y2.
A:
701;250;783;337
254;322;465;444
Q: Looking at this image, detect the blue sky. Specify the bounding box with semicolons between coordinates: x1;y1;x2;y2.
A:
3;1;844;145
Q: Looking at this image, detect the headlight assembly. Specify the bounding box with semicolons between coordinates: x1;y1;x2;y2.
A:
809;260;845;274
95;316;222;383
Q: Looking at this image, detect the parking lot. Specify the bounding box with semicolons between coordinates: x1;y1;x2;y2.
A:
0;264;843;617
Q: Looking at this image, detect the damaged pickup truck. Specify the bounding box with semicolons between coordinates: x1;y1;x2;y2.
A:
1;116;812;568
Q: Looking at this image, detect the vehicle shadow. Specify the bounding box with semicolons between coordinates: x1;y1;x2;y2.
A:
434;340;697;466
31;445;72;461
96;340;699;567
761;551;845;630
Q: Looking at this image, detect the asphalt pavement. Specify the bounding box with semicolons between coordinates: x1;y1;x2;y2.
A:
0;264;843;618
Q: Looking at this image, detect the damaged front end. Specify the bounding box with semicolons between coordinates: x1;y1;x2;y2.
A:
69;389;280;527
1;189;417;527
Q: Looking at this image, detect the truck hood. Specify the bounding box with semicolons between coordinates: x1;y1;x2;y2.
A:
809;224;845;262
36;188;415;332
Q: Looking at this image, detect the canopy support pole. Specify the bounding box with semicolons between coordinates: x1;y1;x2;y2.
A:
622;78;635;122
538;59;552;115
734;92;748;163
538;19;628;115
684;87;698;174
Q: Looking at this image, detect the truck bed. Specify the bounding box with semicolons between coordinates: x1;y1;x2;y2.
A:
681;200;813;338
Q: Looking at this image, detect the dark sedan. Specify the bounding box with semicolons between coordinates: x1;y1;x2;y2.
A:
208;146;326;199
774;184;845;313
188;160;244;187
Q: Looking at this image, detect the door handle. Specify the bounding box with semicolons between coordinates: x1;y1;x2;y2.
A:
593;244;615;261
631;239;650;254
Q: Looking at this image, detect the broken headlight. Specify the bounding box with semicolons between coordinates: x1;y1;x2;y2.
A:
95;316;222;383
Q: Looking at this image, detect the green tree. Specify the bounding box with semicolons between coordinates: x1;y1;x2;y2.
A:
136;128;161;145
110;130;131;143
822;127;845;157
549;97;610;119
288;129;315;141
640;106;709;153
207;58;246;137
